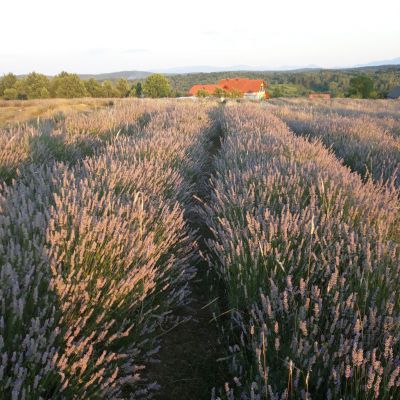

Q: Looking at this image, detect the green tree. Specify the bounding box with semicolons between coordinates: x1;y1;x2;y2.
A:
84;78;104;97
348;75;375;98
142;74;170;98
115;79;131;97
129;86;137;97
101;80;119;97
213;87;228;98
196;89;209;97
14;80;28;100
328;82;343;98
0;73;17;96
134;82;142;97
23;72;50;98
270;85;284;98
40;87;50;98
3;88;18;100
51;72;88;98
227;89;243;99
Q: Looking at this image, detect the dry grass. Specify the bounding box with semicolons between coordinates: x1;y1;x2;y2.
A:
0;98;113;126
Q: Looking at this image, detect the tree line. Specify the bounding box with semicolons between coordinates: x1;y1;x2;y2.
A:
0;72;171;100
167;66;400;98
1;66;400;100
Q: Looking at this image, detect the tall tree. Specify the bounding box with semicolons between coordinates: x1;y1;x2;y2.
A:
134;82;143;97
115;79;131;97
142;74;171;98
14;80;28;100
196;89;209;98
0;73;17;96
84;78;105;97
101;81;119;97
51;72;88;98
348;75;375;98
24;72;51;98
3;88;18;100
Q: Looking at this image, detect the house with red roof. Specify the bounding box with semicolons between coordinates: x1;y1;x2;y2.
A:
188;78;268;99
188;84;221;96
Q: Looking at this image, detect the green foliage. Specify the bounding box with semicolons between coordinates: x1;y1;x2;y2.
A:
165;66;400;99
115;79;131;97
3;87;18;100
101;80;119;97
135;82;143;97
196;89;209;97
84;78;104;97
2;66;400;101
0;73;17;96
23;72;51;98
142;74;171;98
269;84;307;97
213;87;228;98
40;87;50;98
13;80;28;100
269;85;284;98
7;72;51;99
226;89;243;98
348;74;376;98
328;81;345;97
210;88;244;98
51;72;88;98
129;86;137;97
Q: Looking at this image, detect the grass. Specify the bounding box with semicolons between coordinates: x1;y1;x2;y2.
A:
0;98;113;126
269;84;307;97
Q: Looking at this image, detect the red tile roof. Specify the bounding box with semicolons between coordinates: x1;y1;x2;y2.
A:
218;78;266;93
188;84;220;96
188;78;268;96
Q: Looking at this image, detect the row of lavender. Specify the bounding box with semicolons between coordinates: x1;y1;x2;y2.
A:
0;99;165;183
0;101;215;398
268;98;400;186
204;103;400;399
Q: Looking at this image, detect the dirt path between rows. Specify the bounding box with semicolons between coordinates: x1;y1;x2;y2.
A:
149;115;227;400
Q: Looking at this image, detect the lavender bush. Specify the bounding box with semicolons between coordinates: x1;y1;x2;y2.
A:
0;100;216;398
204;103;400;399
2;98;399;399
268;99;400;185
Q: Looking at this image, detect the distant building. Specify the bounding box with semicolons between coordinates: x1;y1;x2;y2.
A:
219;78;268;100
308;92;331;99
188;78;269;99
387;86;400;99
188;84;220;96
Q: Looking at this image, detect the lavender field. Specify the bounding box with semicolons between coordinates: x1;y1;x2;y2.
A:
1;98;400;399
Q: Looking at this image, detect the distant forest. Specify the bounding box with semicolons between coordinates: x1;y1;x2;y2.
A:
1;66;400;99
164;66;400;98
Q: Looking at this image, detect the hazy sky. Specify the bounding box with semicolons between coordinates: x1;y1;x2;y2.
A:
1;0;400;74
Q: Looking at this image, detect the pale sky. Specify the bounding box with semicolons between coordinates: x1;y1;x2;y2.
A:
1;0;400;74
